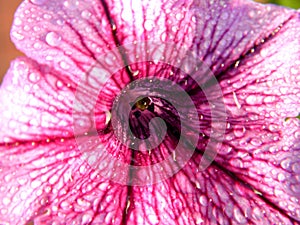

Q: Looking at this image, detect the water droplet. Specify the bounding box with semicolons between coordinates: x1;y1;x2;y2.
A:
56;80;64;88
33;42;42;49
175;12;183;20
268;146;278;153
63;0;79;9
250;138;262;146
230;158;243;167
56;19;64;26
199;195;207;206
263;96;275;103
290;67;298;75
292;163;300;173
268;124;278;132
4;174;13;183
45;31;61;47
278;173;285;182
260;48;268;58
43;14;52;20
233;207;246;223
49;174;59;184
30;0;47;4
31;179;42;189
12;31;24;40
248;10;255;18
144;19;154;31
2;197;11;206
60;61;70;70
81;10;91;19
280;158;291;169
14;17;22;26
245;95;257;105
82;214;93;224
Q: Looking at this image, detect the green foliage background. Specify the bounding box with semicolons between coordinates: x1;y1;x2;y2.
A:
265;0;300;9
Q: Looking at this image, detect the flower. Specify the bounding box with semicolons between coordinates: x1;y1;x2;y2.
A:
0;0;300;224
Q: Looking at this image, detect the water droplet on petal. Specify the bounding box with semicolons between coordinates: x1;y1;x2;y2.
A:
60;61;70;70
56;80;64;88
175;12;183;20
291;67;298;75
12;31;24;40
63;0;79;9
250;138;262;147
199;195;207;206
43;14;52;20
278;173;285;182
14;17;22;26
33;42;42;49
233;125;246;138
81;10;91;19
245;95;257;105
280;158;291;169
144;19;154;31
2;197;11;206
28;72;41;83
30;0;47;5
45;31;61;47
248;10;255;18
260;48;268;57
46;55;53;61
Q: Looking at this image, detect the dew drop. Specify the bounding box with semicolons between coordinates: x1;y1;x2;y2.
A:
199;195;207;206
230;158;243;167
82;214;93;224
260;48;268;58
175;12;182;20
81;10;91;19
290;67;298;75
30;0;47;5
56;19;64;26
278;173;285;182
43;14;52;20
292;163;300;173
63;0;79;9
14;17;22;26
250;138;262;147
233;207;246;223
12;31;24;40
144;19;154;31
33;42;42;49
245;95;257;105
46;55;53;61
248;10;255;18
60;61;70;70
4;174;12;182
280;158;291;169
31;179;42;189
45;31;61;47
56;80;64;88
2;197;11;206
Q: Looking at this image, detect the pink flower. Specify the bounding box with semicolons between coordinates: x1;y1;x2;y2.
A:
0;0;299;224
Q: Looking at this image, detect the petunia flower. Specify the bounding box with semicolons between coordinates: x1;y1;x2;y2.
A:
0;0;300;224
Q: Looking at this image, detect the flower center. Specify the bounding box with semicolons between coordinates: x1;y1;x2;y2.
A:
134;97;151;111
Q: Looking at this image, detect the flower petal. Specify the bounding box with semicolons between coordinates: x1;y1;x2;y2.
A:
214;8;300;221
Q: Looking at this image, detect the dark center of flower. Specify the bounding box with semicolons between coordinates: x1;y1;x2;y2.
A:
129;96;178;140
134;97;151;111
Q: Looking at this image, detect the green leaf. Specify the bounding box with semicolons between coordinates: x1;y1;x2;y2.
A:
269;0;300;9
